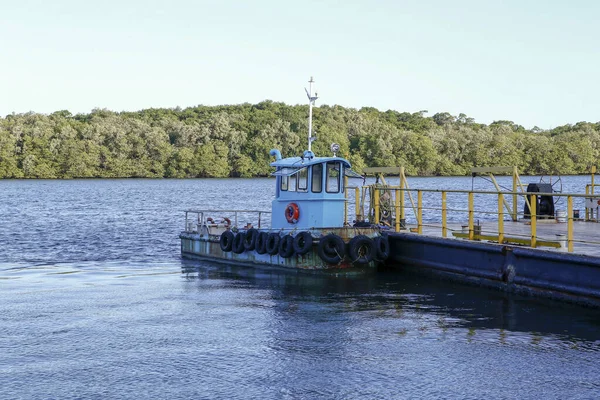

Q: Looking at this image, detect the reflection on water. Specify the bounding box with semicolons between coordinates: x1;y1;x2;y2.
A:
177;262;600;398
181;262;600;348
1;260;599;399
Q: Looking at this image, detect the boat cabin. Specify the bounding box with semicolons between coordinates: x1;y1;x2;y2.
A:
270;149;362;229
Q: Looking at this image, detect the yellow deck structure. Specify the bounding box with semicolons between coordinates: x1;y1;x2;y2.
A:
354;166;600;257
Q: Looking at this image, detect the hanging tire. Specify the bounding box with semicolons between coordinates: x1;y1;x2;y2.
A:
279;235;295;258
373;235;390;261
232;232;246;254
243;228;258;251
219;230;234;252
265;233;280;256
293;231;313;255
255;231;268;255
348;235;375;265
317;234;345;264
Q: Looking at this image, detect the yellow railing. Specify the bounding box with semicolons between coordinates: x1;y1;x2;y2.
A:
585;165;599;221
350;186;600;253
585;184;600;221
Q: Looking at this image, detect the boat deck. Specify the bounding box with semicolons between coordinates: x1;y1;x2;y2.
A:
408;219;600;257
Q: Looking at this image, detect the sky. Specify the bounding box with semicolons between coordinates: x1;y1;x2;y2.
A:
1;0;599;129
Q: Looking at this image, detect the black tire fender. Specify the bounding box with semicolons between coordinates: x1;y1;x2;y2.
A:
348;235;375;265
317;234;345;264
232;232;246;254
219;230;234;252
243;228;258;251
265;233;280;256
293;231;313;255
373;235;390;261
279;235;295;258
255;231;268;255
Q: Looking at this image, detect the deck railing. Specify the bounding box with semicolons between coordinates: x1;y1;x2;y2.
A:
184;209;272;231
585;184;600;220
353;186;600;254
181;187;600;254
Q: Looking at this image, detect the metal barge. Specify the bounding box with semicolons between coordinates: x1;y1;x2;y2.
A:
359;166;600;307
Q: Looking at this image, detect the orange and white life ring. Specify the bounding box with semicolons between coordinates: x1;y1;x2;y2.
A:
285;203;300;224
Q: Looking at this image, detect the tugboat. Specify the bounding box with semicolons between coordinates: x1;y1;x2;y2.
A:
179;78;390;273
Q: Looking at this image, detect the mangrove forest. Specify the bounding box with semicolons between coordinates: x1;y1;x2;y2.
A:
0;102;598;178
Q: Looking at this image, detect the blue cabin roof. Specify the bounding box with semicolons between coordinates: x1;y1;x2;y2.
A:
269;149;361;178
271;155;350;167
271;154;351;169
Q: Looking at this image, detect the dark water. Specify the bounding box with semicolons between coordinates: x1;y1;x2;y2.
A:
1;178;599;399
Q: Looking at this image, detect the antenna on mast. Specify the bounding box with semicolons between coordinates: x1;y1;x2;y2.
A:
305;76;318;152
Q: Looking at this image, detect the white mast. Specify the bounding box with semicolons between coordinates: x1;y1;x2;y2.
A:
305;77;318;152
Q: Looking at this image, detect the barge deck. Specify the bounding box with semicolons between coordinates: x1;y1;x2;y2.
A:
413;219;600;257
353;168;600;307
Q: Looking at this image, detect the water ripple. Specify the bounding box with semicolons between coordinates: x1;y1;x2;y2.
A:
1;179;600;399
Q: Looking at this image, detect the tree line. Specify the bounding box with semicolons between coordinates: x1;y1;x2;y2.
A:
1;102;599;178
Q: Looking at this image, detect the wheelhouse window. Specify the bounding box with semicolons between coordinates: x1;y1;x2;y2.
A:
312;164;323;193
297;167;308;192
274;167;305;192
288;174;297;192
326;162;340;193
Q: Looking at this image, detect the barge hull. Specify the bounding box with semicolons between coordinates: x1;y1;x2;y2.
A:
388;233;600;307
180;234;376;274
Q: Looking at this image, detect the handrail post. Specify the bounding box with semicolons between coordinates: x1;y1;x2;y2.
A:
344;176;348;226
417;190;423;234
355;187;360;222
468;192;474;240
361;187;366;220
374;188;380;224
498;193;504;244
530;194;537;248
258;212;262;228
593;166;597;221
568;195;574;252
592;166;596;196
441;191;447;237
395;188;401;232
586;185;590;221
512;166;518;221
400;166;406;221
